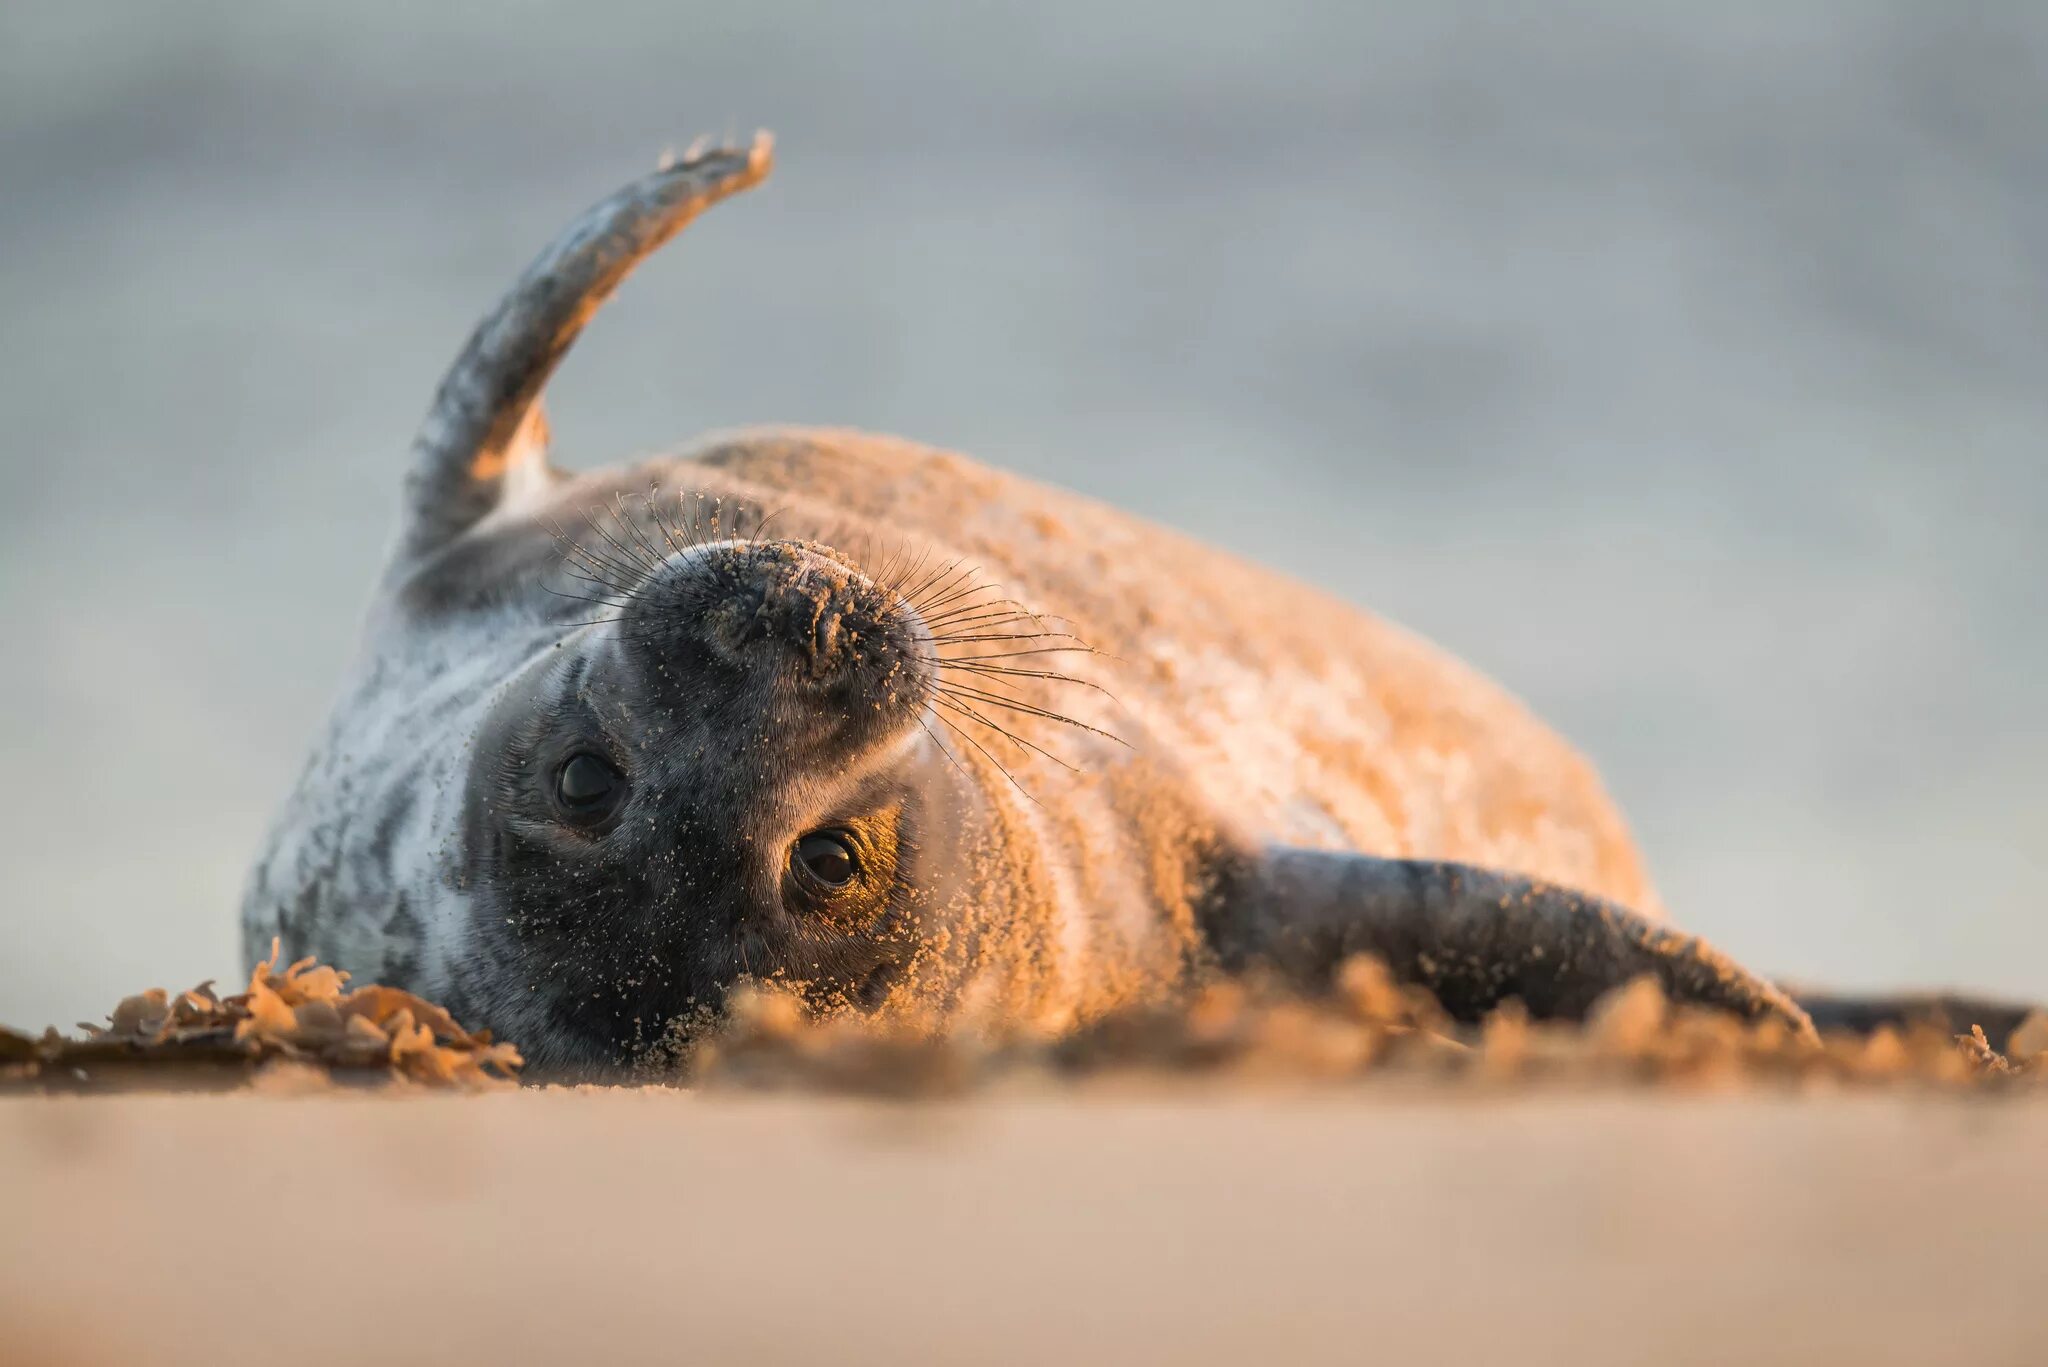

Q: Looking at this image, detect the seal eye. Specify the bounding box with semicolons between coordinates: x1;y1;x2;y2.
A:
793;831;859;889
554;753;622;821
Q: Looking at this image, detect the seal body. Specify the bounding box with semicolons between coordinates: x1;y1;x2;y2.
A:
243;137;1808;1073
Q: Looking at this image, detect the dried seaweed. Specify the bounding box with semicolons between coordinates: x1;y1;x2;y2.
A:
0;941;520;1092
9;947;2044;1100
688;959;2048;1099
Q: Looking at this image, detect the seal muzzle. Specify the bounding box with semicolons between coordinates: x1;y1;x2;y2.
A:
617;538;933;749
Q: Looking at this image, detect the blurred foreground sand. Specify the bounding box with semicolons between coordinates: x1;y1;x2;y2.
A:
5;1089;2044;1366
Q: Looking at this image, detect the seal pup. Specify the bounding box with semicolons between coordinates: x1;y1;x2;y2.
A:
243;134;1820;1074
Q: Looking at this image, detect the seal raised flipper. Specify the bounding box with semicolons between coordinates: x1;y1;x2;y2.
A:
398;134;774;567
1207;846;1818;1040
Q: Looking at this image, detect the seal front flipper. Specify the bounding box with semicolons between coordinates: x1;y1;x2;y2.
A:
1204;845;1818;1041
397;133;774;569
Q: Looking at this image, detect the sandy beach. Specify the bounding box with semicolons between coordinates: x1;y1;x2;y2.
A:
6;1088;2044;1366
5;9;2043;1365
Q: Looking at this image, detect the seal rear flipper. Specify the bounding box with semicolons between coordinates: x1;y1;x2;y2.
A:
396;133;774;568
1788;989;2042;1054
1204;845;1817;1041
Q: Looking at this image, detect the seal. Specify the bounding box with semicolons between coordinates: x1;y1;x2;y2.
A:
242;133;1821;1074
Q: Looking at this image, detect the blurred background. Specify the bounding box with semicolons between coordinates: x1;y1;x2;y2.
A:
2;1;2042;1028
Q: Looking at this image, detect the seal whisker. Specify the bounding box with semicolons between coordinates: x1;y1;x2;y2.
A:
641;486;693;560
574;505;651;576
901;561;985;613
928;628;1092;647
662;493;697;550
541;514;636;586
692;496;725;547
541;536;645;599
931;694;1084;774
930;646;1097;662
649;494;692;558
928;620;1087;651
601;499;668;573
935;655;1105;681
551;571;628;604
933;660;1120;704
914;582;1012;621
903;561;995;603
661;492;711;554
931;708;1045;809
913;711;976;787
911;578;1008;615
936;682;1131;749
680;492;713;547
552;515;655;593
538;584;638;613
699;495;733;544
921;598;1082;632
556;560;645;598
898;547;959;601
612;491;675;571
555;554;646;605
874;532;919;594
862;528;901;591
582;504;663;579
920;606;1048;634
880;544;945;607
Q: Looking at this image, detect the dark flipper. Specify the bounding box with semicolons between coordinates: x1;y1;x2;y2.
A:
1791;989;2041;1053
1205;846;1817;1041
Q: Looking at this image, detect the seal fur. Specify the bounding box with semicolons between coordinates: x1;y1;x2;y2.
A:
244;135;1822;1074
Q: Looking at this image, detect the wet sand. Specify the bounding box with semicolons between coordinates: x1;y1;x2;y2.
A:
5;1089;2043;1366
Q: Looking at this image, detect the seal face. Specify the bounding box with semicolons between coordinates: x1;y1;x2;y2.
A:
243;135;1822;1074
454;534;955;1064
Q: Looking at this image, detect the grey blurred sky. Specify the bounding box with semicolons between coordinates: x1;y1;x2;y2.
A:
2;1;2043;1029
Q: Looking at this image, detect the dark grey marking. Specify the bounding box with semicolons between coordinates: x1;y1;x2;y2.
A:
380;893;424;986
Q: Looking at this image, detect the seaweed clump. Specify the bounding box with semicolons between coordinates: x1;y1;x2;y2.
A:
0;941;521;1092
690;958;2048;1099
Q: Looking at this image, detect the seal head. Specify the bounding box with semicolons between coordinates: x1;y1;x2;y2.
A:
458;533;964;1068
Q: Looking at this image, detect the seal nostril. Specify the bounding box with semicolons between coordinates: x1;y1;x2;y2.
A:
812;605;841;661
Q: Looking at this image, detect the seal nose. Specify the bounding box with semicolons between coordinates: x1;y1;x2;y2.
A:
702;542;893;673
618;538;931;717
